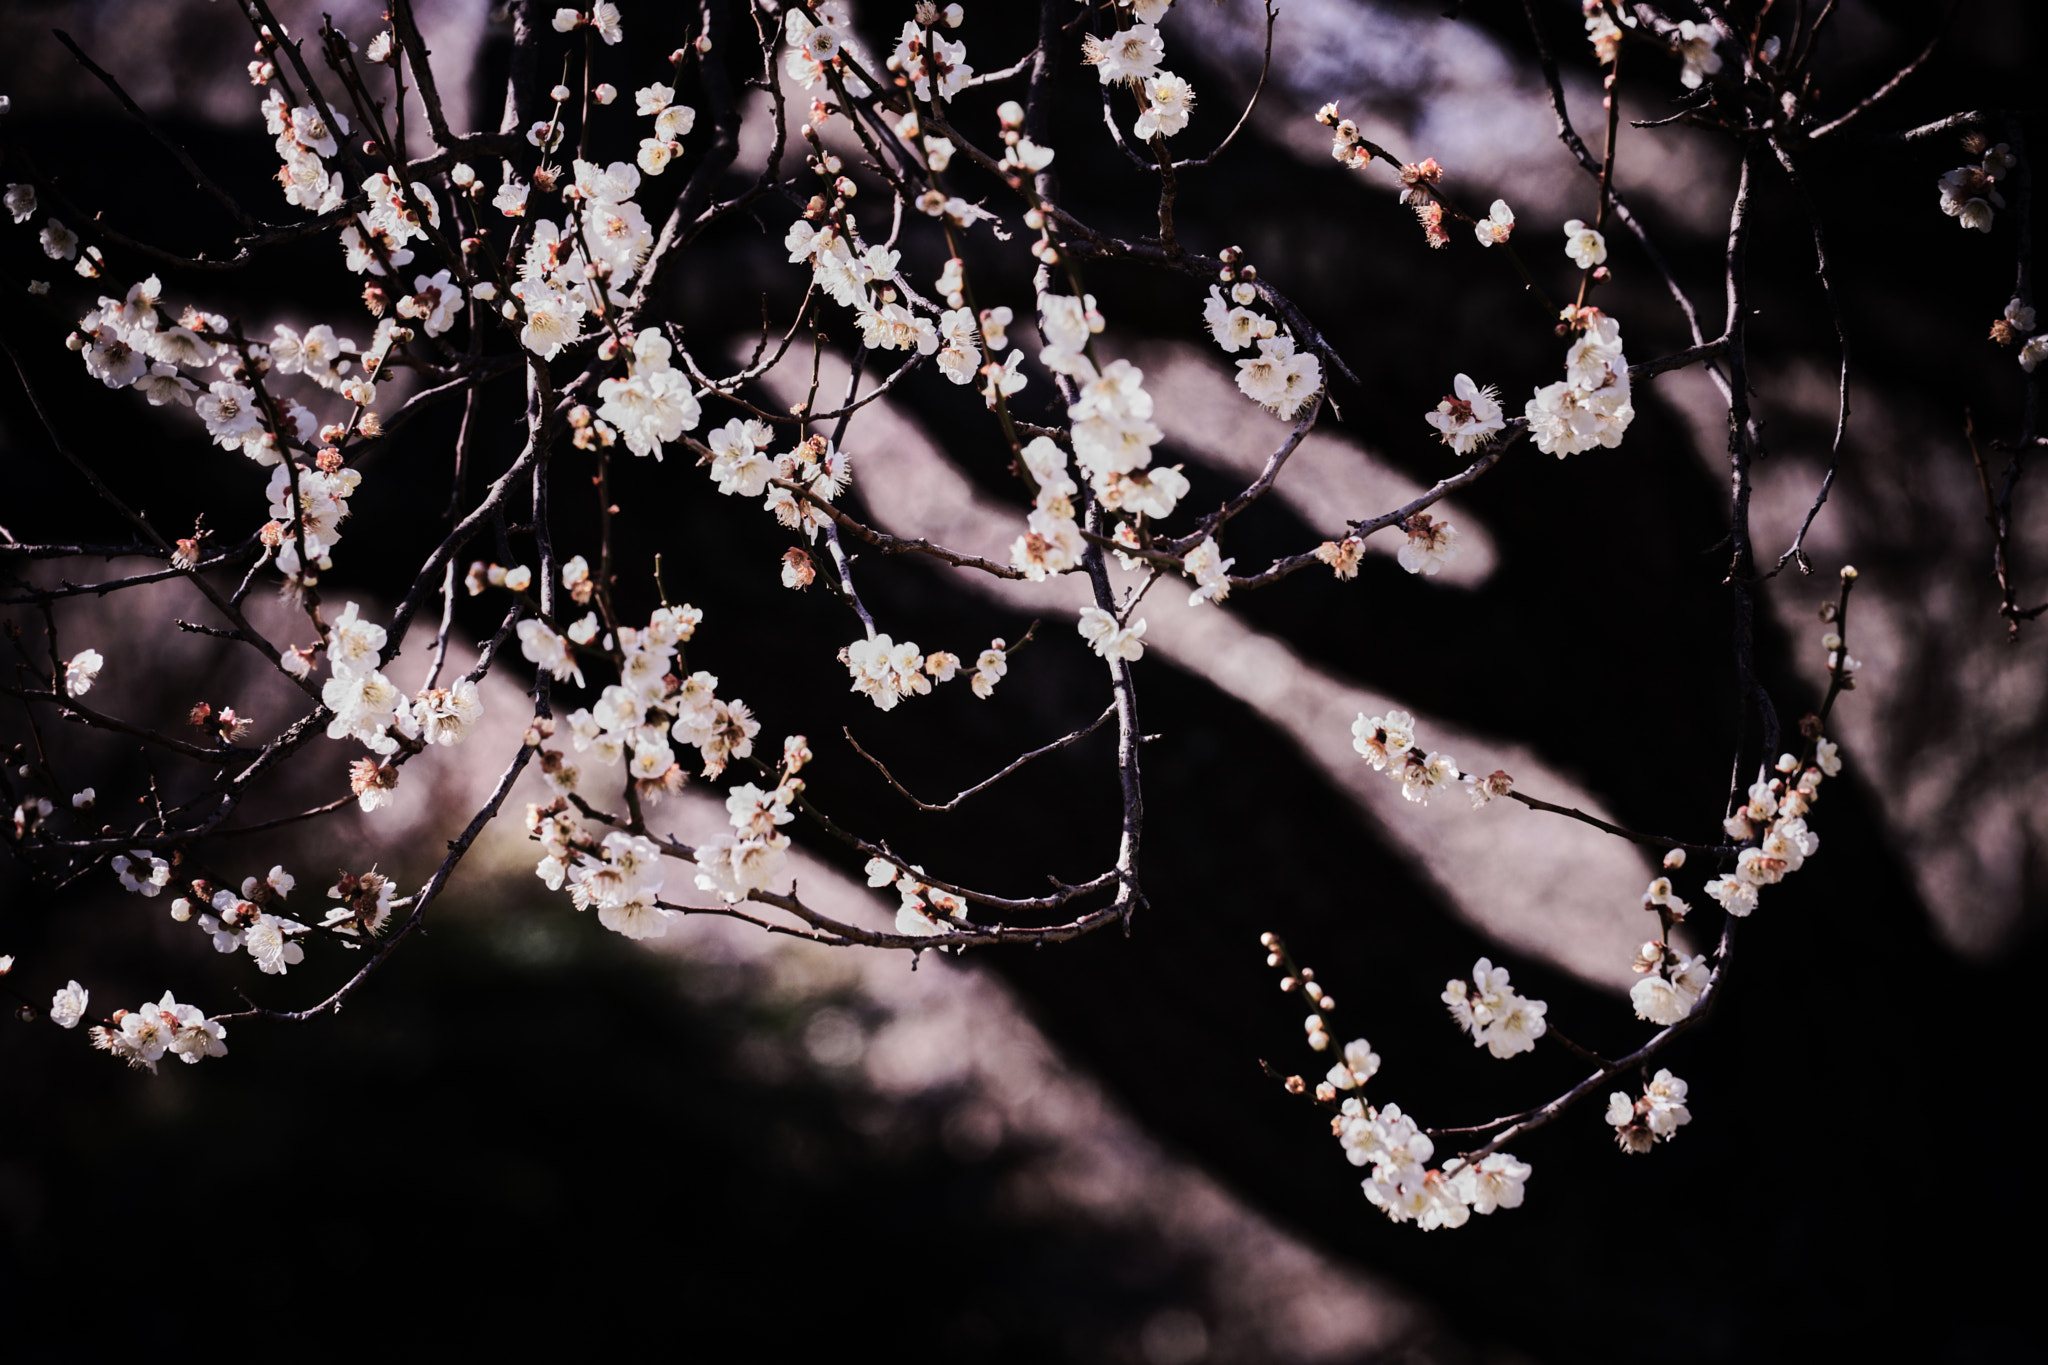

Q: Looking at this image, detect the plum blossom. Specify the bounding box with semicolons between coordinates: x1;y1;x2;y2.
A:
1082;22;1164;86
1396;513;1459;576
1562;219;1607;269
64;648;103;697
51;980;89;1029
1444;959;1548;1058
1472;199;1514;246
1134;72;1196;140
1425;374;1504;454
1674;21;1722;88
1078;606;1146;662
1233;334;1322;418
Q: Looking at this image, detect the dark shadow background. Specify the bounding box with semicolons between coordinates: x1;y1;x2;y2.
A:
2;1;2044;1359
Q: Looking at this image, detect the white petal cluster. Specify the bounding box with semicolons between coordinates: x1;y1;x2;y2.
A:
1525;310;1634;456
1562;218;1607;270
1010;437;1084;580
321;602;418;761
694;783;797;905
1351;709;1461;805
1083;22;1164;86
1674;735;1844;931
1424;374;1504;455
260;90;347;216
1672;21;1723;89
322;868;397;937
1078;606;1147;662
1233;333;1323;420
1938;143;2015;234
1472;199;1515;247
64;648;103;697
568;831;677;940
413;678;483;746
1607;1068;1692;1152
111;848;171;897
267;457;361;576
394;268;465;338
1395;512;1460;577
890;20;973;102
867;855;970;937
1339;1098;1531;1230
1443;958;1548;1058
198;884;309;974
89;990;227;1073
970;640;1009;699
1202;284;1268;353
1046;333;1194;522
1629;950;1711;1025
341;170;441;279
73;277;233;417
634;79;695;175
1182;535;1235;606
553;602;744;788
1133;72;1196;141
596;330;702;459
1325;1037;1381;1092
844;633;932;711
50;979;89;1030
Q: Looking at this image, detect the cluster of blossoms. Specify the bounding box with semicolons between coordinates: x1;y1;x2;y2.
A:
66;275;223;417
259;88;347;216
1621;621;1851;1027
632;79;698;176
1937;142;2017;234
1344;1102;1533;1230
562;825;675;941
1079;2;1195;143
540;598;756;795
1266;936;1532;1231
322;602;481;806
1526;304;1635;456
1606;1068;1693;1152
833;623;1007;709
1350;709;1508;807
1077;606;1147;663
80;987;227;1072
845;634;937;710
509;157;656;358
867;854;969;937
1443;958;1550;1059
593;330;702;457
1200;282;1323;420
694;771;799;906
179;865;311;976
61;270;383;587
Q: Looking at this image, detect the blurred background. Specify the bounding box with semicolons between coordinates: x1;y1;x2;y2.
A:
2;1;2044;1359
